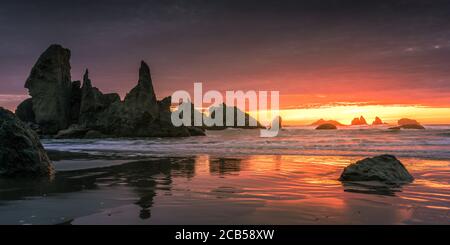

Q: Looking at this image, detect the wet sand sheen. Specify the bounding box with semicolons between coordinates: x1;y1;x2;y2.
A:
0;154;448;225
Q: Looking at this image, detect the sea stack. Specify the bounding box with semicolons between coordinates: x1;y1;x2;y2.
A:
389;118;425;130
311;119;344;127
24;44;72;134
351;116;368;126
123;61;159;120
372;116;383;125
15;44;204;138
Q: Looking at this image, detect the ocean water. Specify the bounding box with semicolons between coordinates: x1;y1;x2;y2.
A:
43;125;450;159
0;126;449;224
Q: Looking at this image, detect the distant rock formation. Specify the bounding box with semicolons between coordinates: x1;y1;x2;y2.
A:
351;116;368;126
398;118;420;126
372;116;383;125
24;44;73;134
389;118;425;130
310;119;344;126
339;155;414;183
16;44;204;138
0;107;54;177
315;123;337;130
205;103;264;130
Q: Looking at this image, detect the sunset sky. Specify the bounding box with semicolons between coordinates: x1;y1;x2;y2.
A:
1;0;450;124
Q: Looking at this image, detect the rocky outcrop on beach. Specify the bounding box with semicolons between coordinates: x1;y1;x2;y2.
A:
0;107;54;177
339;155;414;183
16;44;203;138
351;116;368;125
311;119;344;126
24;44;73;134
315;123;337;130
372;116;383;125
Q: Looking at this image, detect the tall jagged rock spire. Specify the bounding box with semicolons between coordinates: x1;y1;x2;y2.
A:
24;44;72;134
124;60;158;119
82;69;91;88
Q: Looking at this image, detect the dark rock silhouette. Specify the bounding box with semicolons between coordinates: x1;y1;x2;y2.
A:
0;107;54;177
311;119;344;126
16;44;203;138
70;80;82;124
339;155;414;183
79;69;120;128
24;44;72;134
123;61;159;120
372;116;383;125
315;123;337;130
205;103;264;130
15;98;35;123
351;116;368;125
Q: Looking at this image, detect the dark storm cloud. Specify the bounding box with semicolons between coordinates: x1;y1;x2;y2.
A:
1;0;450;108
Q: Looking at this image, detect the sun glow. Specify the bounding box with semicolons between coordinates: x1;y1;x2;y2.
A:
250;105;450;126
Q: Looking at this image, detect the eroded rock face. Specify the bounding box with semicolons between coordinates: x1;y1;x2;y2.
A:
15;98;35;123
339;155;414;183
316;123;337;130
123;61;159;121
79;70;120;128
70;80;82;124
0;107;54;177
17;44;205;138
24;44;72;134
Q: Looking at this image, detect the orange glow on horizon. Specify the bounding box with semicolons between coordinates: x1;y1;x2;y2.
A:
249;105;450;126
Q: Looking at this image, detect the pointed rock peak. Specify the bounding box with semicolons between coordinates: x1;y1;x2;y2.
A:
359;116;367;124
82;69;92;88
139;60;152;87
373;116;383;125
41;44;70;57
83;69;89;80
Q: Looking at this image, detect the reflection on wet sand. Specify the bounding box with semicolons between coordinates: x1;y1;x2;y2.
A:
0;154;448;224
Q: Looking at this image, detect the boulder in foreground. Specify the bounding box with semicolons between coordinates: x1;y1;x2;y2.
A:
0;107;54;177
316;123;337;130
339;155;414;183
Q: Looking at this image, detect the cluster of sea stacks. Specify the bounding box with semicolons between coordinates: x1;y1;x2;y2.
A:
14;44;208;139
313;116;425;130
